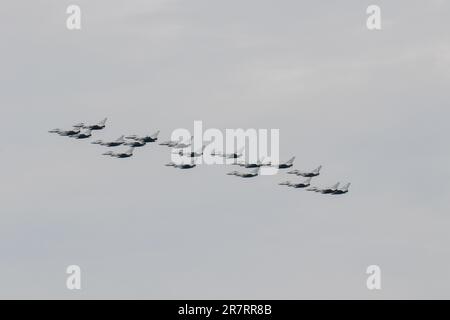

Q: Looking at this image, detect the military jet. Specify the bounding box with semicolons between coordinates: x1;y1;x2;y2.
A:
227;168;259;178
91;135;125;147
279;177;312;189
159;137;183;147
102;147;135;158
211;147;245;159
165;163;196;169
277;156;296;169
165;161;196;169
237;157;268;168
48;127;81;137
81;118;107;130
288;165;322;177
332;183;351;195
71;129;92;139
173;136;193;149
177;145;206;158
123;139;146;147
125;130;160;143
307;182;340;194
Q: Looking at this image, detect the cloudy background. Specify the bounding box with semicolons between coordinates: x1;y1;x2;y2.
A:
0;0;449;299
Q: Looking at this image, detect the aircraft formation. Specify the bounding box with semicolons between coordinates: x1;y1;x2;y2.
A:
49;118;350;195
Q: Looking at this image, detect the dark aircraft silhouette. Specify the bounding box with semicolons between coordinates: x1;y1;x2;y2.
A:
307;182;340;194
91;135;125;147
332;183;351;195
102;147;135;158
278;177;312;188
80;118;107;130
277;156;296;169
126;130;160;143
71;129;92;139
288;165;322;177
227;168;259;178
165;161;196;169
48;127;81;136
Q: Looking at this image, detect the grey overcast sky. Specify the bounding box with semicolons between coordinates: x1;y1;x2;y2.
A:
0;0;449;299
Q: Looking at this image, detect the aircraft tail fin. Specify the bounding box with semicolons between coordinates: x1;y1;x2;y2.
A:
286;156;296;165
341;183;351;191
237;146;245;155
151;130;160;139
314;165;322;173
331;182;340;190
116;135;125;142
